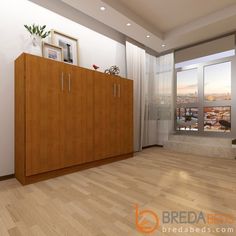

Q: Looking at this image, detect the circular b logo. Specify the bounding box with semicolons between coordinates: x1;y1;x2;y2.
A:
135;204;160;233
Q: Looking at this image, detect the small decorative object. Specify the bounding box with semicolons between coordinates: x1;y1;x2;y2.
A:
42;42;63;62
93;64;99;70
24;24;50;56
51;30;79;66
104;65;120;75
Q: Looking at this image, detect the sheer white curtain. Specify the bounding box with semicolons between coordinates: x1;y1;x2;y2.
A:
126;41;174;150
143;54;158;147
126;41;146;151
156;53;174;145
143;53;174;146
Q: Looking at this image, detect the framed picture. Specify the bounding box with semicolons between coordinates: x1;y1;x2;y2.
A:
51;30;79;65
42;42;63;61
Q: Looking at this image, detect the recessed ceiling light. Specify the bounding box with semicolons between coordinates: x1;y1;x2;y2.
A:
126;23;131;26
161;44;166;47
146;35;150;38
100;6;106;11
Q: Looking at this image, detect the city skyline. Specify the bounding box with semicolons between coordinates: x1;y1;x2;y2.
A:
204;106;231;132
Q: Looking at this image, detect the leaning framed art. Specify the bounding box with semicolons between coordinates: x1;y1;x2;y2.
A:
42;42;63;61
51;30;79;65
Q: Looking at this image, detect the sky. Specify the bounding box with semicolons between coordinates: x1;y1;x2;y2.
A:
204;62;231;94
177;62;231;95
177;69;198;94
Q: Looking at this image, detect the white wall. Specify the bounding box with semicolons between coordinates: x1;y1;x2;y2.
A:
0;0;126;176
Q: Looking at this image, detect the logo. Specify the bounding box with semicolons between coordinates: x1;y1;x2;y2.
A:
135;204;160;233
134;204;235;234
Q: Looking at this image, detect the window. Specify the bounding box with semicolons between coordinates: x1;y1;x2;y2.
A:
177;69;198;104
176;108;198;131
176;54;233;135
204;107;231;132
204;62;231;101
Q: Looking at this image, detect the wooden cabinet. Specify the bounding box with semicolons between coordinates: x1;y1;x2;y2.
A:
62;65;94;167
15;53;133;185
94;73;116;160
94;73;133;160
24;55;63;176
119;78;133;154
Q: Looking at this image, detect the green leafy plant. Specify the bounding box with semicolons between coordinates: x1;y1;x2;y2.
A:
24;24;50;39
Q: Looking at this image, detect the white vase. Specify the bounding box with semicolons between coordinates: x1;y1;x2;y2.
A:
27;34;42;56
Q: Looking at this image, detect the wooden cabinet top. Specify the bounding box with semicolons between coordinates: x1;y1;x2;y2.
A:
16;53;132;82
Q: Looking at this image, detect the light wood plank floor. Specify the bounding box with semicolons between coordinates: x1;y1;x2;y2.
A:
0;147;236;236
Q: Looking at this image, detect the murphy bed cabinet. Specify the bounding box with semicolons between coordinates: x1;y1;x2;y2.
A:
15;53;133;185
94;73;133;160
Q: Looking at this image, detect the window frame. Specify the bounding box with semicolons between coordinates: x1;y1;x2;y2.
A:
174;54;235;137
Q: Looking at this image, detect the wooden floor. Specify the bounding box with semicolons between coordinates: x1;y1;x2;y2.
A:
0;147;236;236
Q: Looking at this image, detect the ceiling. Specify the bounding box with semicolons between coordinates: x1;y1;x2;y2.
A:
61;0;236;53
105;0;236;33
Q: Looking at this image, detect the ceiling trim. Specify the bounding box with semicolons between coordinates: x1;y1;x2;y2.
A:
165;4;236;40
33;0;236;54
174;31;236;52
60;0;164;52
102;0;163;38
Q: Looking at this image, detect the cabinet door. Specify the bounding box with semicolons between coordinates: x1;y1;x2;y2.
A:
119;79;134;154
25;55;63;176
110;76;122;156
94;73;118;160
62;65;94;167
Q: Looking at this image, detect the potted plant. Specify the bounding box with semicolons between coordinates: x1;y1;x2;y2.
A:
24;24;50;56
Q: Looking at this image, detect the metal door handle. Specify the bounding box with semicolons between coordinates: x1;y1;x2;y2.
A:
68;73;71;92
118;84;121;98
113;83;117;97
61;72;64;91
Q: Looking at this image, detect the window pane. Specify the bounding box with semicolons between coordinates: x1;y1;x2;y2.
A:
177;69;198;104
204;107;231;132
204;62;231;101
176;108;198;131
